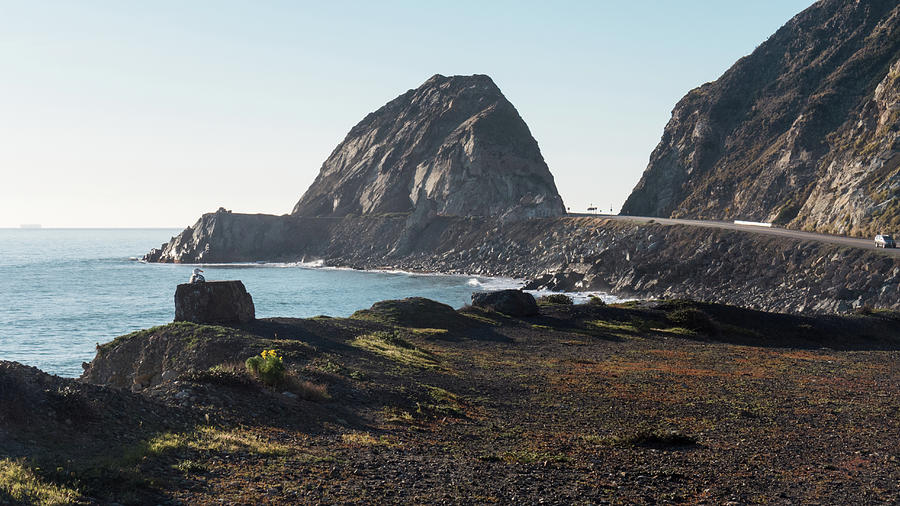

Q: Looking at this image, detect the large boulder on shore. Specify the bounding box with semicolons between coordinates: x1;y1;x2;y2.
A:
471;289;538;317
174;280;255;324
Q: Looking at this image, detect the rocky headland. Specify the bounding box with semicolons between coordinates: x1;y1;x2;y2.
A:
622;0;900;237
292;73;565;221
145;210;900;314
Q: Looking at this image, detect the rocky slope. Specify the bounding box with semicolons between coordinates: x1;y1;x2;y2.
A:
292;74;565;220
622;0;900;237
144;211;900;314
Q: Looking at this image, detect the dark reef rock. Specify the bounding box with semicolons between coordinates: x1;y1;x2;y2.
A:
292;74;565;221
471;289;538;317
174;280;255;324
622;0;900;237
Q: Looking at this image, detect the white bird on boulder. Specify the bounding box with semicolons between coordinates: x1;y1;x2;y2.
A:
190;268;205;283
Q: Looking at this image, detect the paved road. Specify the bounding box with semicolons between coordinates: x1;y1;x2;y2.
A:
568;213;900;257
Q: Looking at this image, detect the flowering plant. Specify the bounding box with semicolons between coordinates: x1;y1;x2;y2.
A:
245;349;285;386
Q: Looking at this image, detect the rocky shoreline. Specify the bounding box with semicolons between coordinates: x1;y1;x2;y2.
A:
145;210;900;315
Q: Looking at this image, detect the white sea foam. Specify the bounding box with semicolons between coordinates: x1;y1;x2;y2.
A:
166;260;622;302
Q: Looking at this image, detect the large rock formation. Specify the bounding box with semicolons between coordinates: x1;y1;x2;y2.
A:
292;74;565;220
174;280;255;324
144;74;566;264
622;0;900;237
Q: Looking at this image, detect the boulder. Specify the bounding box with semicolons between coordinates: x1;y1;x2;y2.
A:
174;280;255;324
471;289;538;317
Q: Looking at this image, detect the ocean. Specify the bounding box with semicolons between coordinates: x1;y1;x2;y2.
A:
0;229;618;378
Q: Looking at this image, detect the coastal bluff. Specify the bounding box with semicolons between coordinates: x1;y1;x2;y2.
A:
145;211;900;315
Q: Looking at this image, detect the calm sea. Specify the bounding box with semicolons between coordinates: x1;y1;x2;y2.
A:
0;229;617;378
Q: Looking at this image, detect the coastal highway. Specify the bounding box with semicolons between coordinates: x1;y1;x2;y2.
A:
568;214;900;257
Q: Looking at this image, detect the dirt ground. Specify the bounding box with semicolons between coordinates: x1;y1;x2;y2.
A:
2;298;899;504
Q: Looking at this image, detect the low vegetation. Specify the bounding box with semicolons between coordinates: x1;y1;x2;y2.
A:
537;294;573;305
350;331;440;369
245;349;286;386
0;459;80;506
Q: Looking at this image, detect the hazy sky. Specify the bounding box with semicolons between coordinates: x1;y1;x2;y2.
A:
1;0;813;227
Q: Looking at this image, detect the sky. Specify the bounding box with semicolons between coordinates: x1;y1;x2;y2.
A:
0;0;814;228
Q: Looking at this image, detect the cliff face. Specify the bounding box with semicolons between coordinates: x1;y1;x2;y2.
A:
622;0;900;237
292;74;565;220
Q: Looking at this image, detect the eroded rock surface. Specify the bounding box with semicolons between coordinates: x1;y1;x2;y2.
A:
622;0;900;237
175;280;255;324
292;74;565;221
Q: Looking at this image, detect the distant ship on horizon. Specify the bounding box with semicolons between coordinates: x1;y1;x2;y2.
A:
19;224;42;229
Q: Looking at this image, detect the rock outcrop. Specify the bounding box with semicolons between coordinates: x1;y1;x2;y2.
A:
174;280;255;324
622;0;900;237
471;290;539;317
292;74;565;221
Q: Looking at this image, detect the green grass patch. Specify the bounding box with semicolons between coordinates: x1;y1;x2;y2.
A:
585;319;640;335
459;309;503;326
381;407;416;424
417;385;467;418
407;328;449;336
96;322;237;355
0;459;80;505
351;297;467;330
351;331;439;369
123;427;290;465
172;459;207;475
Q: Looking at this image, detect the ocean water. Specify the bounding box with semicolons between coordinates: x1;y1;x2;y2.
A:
1;228;607;378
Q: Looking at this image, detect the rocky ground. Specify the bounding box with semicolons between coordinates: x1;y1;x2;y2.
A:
3;297;900;504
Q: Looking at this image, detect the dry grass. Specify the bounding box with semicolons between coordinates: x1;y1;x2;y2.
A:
341;433;396;447
283;374;330;401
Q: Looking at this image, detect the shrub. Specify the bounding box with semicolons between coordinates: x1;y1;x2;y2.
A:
537;294;574;305
245;349;285;386
618;430;697;448
853;304;875;316
587;295;607;306
667;308;716;334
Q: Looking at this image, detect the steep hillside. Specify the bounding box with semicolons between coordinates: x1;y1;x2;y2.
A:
292;74;565;220
622;0;900;237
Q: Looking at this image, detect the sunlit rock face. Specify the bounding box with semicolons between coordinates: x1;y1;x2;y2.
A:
291;74;566;221
622;0;900;237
